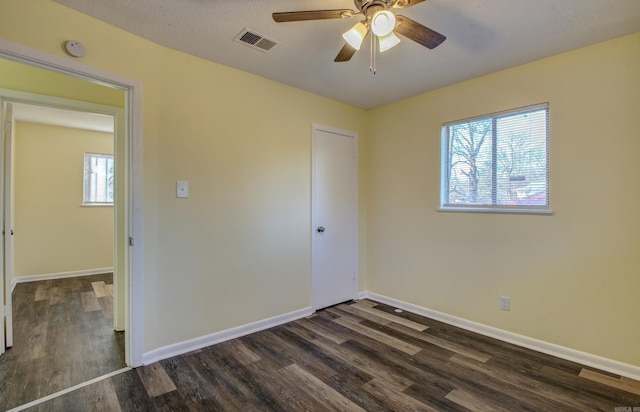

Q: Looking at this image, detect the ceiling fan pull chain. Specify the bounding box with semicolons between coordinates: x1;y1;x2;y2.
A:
369;33;377;74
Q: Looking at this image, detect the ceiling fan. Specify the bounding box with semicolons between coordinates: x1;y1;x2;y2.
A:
272;0;446;70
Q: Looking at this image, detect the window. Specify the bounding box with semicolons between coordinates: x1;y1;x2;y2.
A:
441;103;549;213
84;153;114;205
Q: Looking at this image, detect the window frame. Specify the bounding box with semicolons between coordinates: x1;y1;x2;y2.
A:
83;152;114;206
439;103;551;215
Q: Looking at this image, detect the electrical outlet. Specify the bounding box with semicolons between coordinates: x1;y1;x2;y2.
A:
500;296;510;311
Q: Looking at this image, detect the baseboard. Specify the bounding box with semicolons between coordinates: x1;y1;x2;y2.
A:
142;306;314;365
362;291;640;381
12;267;114;292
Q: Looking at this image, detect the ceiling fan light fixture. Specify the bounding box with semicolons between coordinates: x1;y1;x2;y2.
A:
378;32;400;53
370;10;396;37
342;22;368;50
378;31;401;52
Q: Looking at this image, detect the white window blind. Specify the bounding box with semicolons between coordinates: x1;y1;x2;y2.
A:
441;103;549;213
84;153;114;205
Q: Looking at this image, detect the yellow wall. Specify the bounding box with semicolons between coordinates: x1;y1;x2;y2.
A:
0;58;123;107
0;0;368;351
366;33;640;366
14;122;114;276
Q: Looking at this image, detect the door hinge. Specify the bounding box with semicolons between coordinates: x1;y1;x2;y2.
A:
129;237;135;247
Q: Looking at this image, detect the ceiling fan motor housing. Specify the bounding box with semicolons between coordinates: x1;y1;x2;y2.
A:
354;0;395;9
354;0;396;14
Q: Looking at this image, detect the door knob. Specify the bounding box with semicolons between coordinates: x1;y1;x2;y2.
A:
317;226;325;233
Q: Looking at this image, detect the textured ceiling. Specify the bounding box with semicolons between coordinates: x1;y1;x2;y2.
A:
53;0;640;110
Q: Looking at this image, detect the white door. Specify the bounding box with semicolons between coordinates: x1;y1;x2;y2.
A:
1;100;15;352
312;125;358;310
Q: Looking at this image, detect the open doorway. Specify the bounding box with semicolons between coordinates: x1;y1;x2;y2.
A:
0;91;125;411
0;40;143;410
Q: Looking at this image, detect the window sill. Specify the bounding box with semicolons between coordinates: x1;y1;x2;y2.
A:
438;206;553;215
81;203;114;207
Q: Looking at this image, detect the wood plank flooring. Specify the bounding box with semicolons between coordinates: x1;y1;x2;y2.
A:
22;299;640;411
0;274;125;411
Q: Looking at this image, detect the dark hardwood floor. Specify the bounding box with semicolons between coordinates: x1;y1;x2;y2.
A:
0;274;125;411
19;299;640;411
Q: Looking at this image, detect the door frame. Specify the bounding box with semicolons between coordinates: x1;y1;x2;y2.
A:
1;91;122;342
311;124;359;310
2;100;15;349
0;39;143;367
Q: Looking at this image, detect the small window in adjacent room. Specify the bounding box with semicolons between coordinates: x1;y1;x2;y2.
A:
84;153;114;205
440;103;550;213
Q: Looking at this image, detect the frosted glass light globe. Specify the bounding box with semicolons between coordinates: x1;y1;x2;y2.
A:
371;10;396;37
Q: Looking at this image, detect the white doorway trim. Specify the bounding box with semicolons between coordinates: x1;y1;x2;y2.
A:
0;39;143;367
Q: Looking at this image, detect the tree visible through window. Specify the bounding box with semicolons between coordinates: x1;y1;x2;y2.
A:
84;153;114;205
441;104;549;211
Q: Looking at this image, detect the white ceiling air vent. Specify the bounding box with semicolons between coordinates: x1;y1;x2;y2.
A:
234;28;279;53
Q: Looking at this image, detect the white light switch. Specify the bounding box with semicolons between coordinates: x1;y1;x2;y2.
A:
176;181;189;198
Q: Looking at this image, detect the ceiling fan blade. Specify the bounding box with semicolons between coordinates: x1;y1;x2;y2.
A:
395;15;446;49
392;0;426;9
334;43;358;62
273;9;355;22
